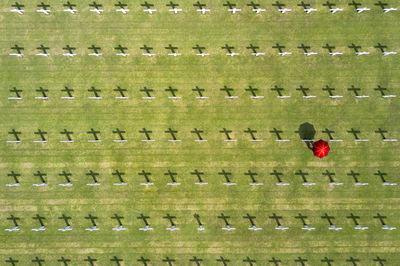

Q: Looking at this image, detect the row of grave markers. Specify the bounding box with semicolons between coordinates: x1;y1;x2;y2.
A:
2;255;392;266
7;1;399;15
5;85;397;99
4;128;398;143
3;169;398;187
2;212;397;233
7;43;399;57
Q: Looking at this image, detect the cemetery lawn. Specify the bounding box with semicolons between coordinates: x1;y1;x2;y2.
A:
0;0;400;265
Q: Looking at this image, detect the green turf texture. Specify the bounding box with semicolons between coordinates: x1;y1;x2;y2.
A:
0;0;399;265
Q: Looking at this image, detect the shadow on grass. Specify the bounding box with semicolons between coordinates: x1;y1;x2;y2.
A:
297;122;316;150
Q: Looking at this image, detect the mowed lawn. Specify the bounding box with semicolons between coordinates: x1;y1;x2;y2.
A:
0;0;399;265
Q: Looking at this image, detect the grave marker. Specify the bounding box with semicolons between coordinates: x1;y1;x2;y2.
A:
298;1;317;13
193;213;205;230
58;257;71;266
223;1;241;13
33;170;47;186
190;256;203;265
141;45;156;56
141;1;157;13
84;256;97;266
87;128;101;142
218;169;236;185
192;86;208;98
218;213;236;231
115;44;129;56
10;44;24;57
272;43;292;56
89;1;104;14
321;213;342;230
5;214;20;231
322;170;343;185
298;43;317;56
85;214;99;231
321;257;334;266
193;1;210;14
60;129;74;142
137;256;151;265
347;213;368;230
115;1;129;13
34;129;47;143
295;213;315;230
167;1;182;13
8;87;22;100
61;86;74;99
323;1;343;13
86;170;100;186
270;169;289;185
245;170;263;185
348;43;369;55
374;43;397;56
349;0;370;13
165;86;181;98
111;213;126;231
220;128;237;141
163;213;179;231
347;170;368;185
112;169;127;185
113;128;127;142
7;129;21;143
374;85;396;98
269;213;289;230
58;214;72;231
165;44;181;56
191;128;207;142
193;44;209;56
36;2;51;14
323;43;342;56
137;213;153;231
138;170;153;185
271;85;290;98
322;85;343;98
36;44;50;57
295;170;315;185
272;1;292;13
88;44;102;56
58;171;73;186
270;128;290;141
373;213;396;230
10;2;24;14
163;257;176;266
88;86;102;99
245;86;263;98
346;257;360;266
35;87;49;99
110;256;124;266
32;257;45;266
347;128;368;141
220;85;238;98
243;213;262;230
6;171;21;187
375;1;397;12
63;1;77;14
191;169;208;185
247;1;266;13
165;169;180;185
32;214;46;231
63;45;77;57
221;44;239;56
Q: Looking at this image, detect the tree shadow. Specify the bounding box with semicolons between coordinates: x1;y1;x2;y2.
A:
297;122;316;150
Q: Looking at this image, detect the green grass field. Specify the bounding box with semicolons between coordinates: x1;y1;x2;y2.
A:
1;0;400;265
